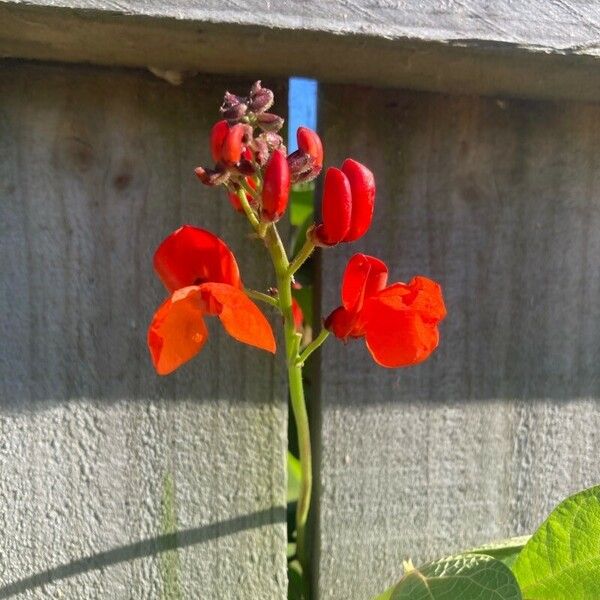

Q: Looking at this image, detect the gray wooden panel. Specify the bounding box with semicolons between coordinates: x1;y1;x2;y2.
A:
1;1;600;101
314;85;600;599
0;62;286;599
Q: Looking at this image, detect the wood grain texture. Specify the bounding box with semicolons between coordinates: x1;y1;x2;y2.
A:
0;62;287;598
314;84;600;599
1;0;599;101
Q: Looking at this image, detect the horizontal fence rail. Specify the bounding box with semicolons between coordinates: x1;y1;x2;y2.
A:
1;0;600;101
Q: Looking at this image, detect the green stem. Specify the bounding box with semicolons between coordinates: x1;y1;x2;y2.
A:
297;328;330;366
244;288;280;310
287;237;315;279
264;225;312;577
236;188;261;233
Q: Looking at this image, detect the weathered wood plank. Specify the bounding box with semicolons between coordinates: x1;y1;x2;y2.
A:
1;0;599;101
0;62;287;598
314;84;600;599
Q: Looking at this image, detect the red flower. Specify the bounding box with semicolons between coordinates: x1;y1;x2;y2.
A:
148;226;276;375
261;149;290;222
325;254;446;367
287;127;323;183
312;159;375;246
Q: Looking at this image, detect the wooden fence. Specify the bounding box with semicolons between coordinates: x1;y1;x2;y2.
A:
1;2;599;598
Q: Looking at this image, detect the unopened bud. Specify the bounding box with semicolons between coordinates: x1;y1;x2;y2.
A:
252;138;270;166
194;166;229;186
220;91;248;122
221;103;248;122
236;159;256;176
248;81;274;114
257;112;284;133
262;132;286;153
287;150;314;183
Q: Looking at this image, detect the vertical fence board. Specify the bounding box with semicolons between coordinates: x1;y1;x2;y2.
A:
0;62;287;599
315;84;600;598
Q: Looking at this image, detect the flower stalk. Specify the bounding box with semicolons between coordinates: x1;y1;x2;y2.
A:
262;221;314;574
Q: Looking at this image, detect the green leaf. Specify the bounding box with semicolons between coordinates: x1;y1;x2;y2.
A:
289;183;314;227
465;536;530;569
287;451;302;503
374;554;522;600
512;484;600;599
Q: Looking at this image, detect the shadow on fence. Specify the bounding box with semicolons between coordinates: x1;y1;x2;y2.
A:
0;506;285;598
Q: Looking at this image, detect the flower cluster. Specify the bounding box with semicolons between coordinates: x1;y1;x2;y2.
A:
147;81;446;375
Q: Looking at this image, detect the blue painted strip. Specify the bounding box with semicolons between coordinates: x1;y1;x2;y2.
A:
288;77;318;151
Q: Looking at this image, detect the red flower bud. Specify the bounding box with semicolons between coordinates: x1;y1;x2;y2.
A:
312;167;352;245
297;127;323;169
221;123;247;165
261;149;290;222
311;159;375;246
210;120;229;164
341;159;375;242
288;127;324;183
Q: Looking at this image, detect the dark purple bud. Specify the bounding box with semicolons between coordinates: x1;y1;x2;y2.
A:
248;80;274;114
287;150;320;183
236;159;256;176
221;103;248;122
262;132;286;153
220;91;248;122
194;166;230;186
252;138;270;166
257;112;284;132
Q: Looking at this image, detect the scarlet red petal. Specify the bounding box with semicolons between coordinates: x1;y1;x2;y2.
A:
199;283;276;353
153;225;242;292
210;120;229;163
297;127;323;167
375;277;447;323
261;149;290;222
221;123;246;165
317;167;352;245
342;159;376;242
147;286;208;375
341;253;388;312
364;300;440;368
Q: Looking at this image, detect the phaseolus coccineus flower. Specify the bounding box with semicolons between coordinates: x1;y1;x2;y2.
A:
148;225;275;375
325;253;446;367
